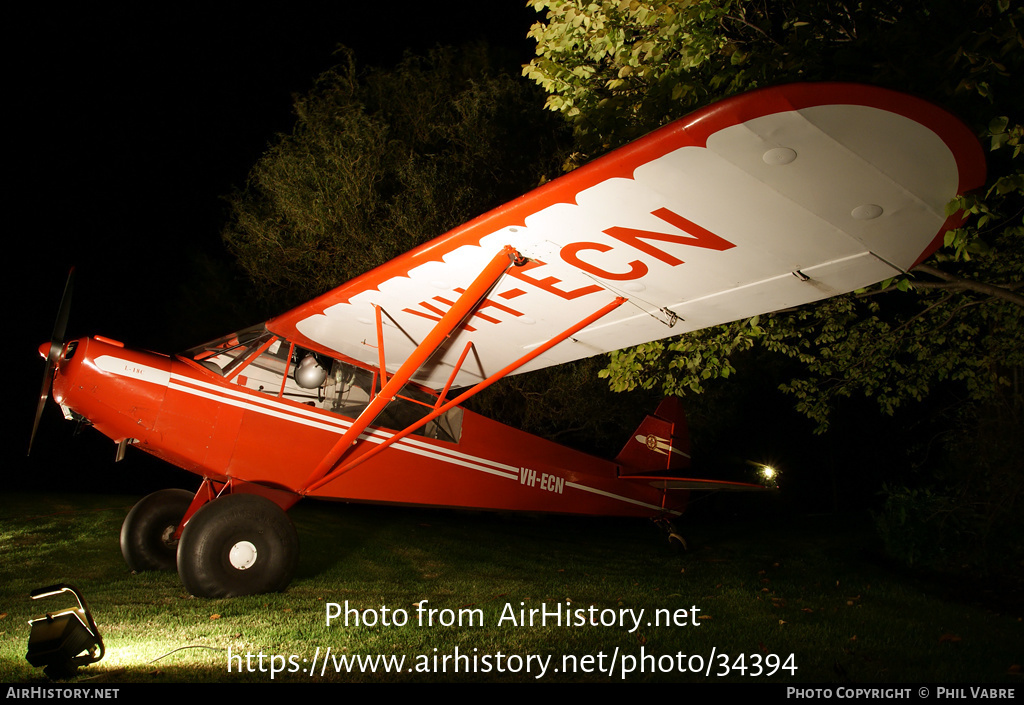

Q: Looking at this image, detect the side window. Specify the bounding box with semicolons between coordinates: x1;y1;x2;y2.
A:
187;329;462;443
204;338;330;407
233;340;298;399
328;360;375;416
325;360;463;444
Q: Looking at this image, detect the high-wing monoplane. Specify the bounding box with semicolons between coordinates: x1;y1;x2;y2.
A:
33;83;985;597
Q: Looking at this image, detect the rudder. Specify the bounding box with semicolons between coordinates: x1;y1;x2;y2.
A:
616;397;691;474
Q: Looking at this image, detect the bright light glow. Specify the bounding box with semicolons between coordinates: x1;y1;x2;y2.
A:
761;465;776;480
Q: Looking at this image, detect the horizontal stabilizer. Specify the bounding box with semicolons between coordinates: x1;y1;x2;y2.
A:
622;476;772;492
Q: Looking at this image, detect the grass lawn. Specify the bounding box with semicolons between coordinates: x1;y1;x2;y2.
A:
1;492;1020;683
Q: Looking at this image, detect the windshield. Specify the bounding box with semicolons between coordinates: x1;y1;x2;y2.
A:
184;324;272;377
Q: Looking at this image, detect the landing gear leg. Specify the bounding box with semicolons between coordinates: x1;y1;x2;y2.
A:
176;493;299;598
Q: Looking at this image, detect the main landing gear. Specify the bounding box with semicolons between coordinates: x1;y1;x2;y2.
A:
178;494;299;598
120;489;193;572
120;489;299;598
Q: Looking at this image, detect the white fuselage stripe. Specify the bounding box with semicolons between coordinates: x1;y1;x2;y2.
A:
156;368;666;510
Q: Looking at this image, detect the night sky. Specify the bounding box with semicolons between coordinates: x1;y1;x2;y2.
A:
12;4;538;488
14;5;537;340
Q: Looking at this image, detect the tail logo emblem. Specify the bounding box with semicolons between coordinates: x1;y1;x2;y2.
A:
636;433;690;459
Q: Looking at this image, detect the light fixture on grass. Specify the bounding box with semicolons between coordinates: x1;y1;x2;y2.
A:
26;584;105;678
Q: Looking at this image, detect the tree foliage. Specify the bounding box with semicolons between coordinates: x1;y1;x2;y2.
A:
221;44;654;447
224;45;568;309
525;0;1024;569
525;0;1023;432
524;0;920;154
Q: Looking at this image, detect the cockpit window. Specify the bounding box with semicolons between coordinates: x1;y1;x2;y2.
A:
325;359;463;443
183;328;462;443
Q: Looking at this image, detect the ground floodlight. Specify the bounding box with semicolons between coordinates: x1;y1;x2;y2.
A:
26;584;105;678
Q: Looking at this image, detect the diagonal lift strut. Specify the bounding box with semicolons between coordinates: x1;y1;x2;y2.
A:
301;246;522;490
303;293;625;494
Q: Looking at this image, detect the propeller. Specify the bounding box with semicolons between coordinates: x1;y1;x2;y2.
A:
29;268;74;456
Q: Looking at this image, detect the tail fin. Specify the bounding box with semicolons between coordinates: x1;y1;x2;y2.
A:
616;397;691;475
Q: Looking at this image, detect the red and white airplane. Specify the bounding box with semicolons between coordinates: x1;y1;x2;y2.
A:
32;83;984;597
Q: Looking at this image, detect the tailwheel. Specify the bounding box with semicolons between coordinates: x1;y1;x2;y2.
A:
176;493;299;598
120;488;194;571
667;530;688;552
652;516;687;552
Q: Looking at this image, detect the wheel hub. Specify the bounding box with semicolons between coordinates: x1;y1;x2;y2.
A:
160;526;179;548
229;541;258;570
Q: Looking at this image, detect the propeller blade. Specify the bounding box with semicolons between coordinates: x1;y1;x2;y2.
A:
29;268;75;456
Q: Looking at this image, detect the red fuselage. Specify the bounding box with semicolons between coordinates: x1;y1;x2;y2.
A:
51;335;687;518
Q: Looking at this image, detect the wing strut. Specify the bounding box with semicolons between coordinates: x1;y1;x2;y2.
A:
302;294;626;494
301;246;522;489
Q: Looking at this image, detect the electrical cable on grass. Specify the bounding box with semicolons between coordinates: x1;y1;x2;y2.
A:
148;645;227;663
76;646;227;682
